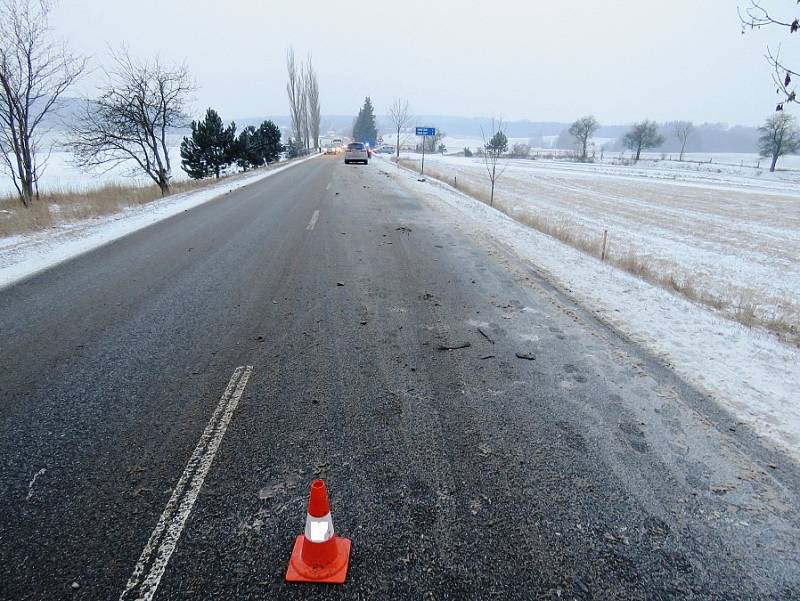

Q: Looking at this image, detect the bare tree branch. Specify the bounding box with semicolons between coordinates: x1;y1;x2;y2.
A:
740;1;799;109
0;0;86;206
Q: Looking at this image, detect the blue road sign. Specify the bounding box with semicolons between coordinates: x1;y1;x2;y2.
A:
416;127;436;136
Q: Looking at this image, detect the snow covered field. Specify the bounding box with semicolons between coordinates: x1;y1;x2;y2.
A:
398;153;800;343
377;157;800;460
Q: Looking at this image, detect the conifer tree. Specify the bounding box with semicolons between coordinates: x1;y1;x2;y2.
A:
352;97;378;146
257;120;282;163
180;108;236;179
233;126;263;171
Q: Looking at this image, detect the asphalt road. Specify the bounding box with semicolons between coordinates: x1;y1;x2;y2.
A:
1;156;799;600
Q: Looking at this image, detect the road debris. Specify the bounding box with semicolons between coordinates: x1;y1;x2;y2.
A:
515;352;536;360
336;282;345;287
438;342;472;351
26;467;46;501
478;327;495;344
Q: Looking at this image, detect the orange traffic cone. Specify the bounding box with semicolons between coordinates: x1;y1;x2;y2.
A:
285;479;351;584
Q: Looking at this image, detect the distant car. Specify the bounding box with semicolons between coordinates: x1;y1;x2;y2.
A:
324;145;336;155
344;142;368;165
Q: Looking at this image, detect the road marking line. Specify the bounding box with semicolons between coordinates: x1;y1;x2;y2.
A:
120;365;253;601
306;209;320;231
325;183;331;190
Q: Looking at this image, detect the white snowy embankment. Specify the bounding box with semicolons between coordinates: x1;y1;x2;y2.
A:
379;159;800;460
0;155;319;289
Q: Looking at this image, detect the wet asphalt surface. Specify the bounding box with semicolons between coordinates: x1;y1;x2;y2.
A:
1;156;799;600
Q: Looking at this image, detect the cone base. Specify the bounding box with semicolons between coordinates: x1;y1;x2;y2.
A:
285;535;351;584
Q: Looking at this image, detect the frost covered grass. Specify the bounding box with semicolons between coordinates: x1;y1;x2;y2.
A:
398;155;800;345
0;175;244;237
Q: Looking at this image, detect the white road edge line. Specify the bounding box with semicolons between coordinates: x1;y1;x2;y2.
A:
306;209;320;231
119;365;253;601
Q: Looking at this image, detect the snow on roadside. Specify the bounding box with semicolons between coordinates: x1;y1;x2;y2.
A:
0;155;319;289
378;158;800;460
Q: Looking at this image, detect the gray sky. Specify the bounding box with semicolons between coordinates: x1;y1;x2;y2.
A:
53;0;792;126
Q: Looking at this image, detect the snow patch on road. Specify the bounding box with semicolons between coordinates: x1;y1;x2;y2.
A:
379;159;800;460
0;155;319;289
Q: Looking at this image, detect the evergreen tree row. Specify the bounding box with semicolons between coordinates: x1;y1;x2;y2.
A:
180;108;282;179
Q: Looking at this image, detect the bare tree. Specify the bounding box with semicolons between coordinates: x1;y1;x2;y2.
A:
758;112;800;172
0;0;85;206
481;119;508;208
568;115;599;160
388;98;411;159
305;57;320;151
740;2;798;110
71;49;192;196
299;64;309;152
286;48;304;150
671;120;695;161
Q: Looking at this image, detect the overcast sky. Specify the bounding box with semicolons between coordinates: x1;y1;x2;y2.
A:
52;0;794;126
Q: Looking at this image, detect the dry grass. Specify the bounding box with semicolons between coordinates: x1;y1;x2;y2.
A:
397;158;800;346
0;169;256;238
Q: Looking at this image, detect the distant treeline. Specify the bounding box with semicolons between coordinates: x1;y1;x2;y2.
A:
42;102;765;154
553;123;760;154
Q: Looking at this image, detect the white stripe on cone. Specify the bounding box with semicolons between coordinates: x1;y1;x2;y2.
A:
305;512;334;543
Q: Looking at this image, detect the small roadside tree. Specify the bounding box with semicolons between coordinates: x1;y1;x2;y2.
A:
388;98;411;160
671;121;695;161
481;119;508;207
420;130;445;153
72;50;192;195
180;108;236;179
622;120;664;161
285;138;301;159
758;112;800;172
568;116;599;160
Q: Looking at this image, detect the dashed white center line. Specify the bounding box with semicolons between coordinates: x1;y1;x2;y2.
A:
306;209;320;231
325;183;331;190
120;365;253;601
